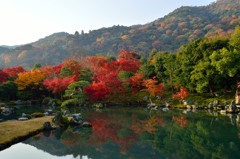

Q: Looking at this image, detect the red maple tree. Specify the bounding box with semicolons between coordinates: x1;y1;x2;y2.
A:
0;70;8;84
43;75;77;94
84;81;109;101
2;66;25;77
172;86;189;101
42;64;63;77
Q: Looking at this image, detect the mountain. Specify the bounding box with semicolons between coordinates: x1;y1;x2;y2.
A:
1;0;240;69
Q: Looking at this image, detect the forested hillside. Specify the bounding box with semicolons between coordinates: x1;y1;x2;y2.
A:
0;0;240;69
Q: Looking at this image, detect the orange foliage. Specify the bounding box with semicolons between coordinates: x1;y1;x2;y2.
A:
172;115;188;128
172;86;189;101
41;64;63;78
81;56;108;75
131;114;164;134
63;59;82;75
129;72;144;94
142;77;165;97
15;69;46;90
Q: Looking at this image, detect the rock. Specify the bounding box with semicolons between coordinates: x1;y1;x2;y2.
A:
18;117;29;121
44;112;49;116
192;105;197;110
43;122;52;130
69;113;83;125
220;110;226;114
94;103;103;108
0;103;6;107
208;102;213;109
186;105;192;109
15;100;23;105
162;107;169;112
143;96;148;101
47;109;53;114
1;108;12;116
52;112;69;126
82;121;92;127
213;100;219;107
22;113;27;117
227;100;238;113
52;112;63;123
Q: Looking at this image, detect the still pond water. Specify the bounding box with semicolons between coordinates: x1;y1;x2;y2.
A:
1;106;240;159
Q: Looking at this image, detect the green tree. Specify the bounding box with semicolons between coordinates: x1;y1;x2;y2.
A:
230;26;240;50
62;80;90;107
162;53;179;92
60;67;73;77
0;81;18;100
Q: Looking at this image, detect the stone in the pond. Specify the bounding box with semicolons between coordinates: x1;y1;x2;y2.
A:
18;117;29;121
82;121;92;127
43;122;52;130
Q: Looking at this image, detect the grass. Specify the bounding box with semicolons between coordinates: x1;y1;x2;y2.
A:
0;116;53;148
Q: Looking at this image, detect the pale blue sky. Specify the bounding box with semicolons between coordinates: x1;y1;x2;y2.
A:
0;0;216;45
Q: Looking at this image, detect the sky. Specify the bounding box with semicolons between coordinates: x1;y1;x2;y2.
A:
0;0;216;46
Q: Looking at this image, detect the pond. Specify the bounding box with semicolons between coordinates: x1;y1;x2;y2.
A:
1;107;240;159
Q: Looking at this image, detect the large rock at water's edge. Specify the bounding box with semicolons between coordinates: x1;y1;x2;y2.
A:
82;121;92;127
1;107;13;116
43;122;55;130
69;113;83;125
227;100;238;113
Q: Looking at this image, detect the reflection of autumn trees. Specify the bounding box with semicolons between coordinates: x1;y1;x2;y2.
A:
24;109;240;159
172;115;188;128
131;114;165;134
86;112;137;152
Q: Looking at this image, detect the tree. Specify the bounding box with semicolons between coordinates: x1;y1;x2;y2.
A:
129;72;145;94
63;59;82;75
33;63;42;70
80;56;108;75
42;64;63;78
62;80;90;107
172;87;189;102
0;70;8;84
142;77;165;103
43;75;78;95
163;53;179;93
84;81;109;101
15;69;46;90
2;66;25;77
230;26;240;50
0;81;18;100
210;48;240;77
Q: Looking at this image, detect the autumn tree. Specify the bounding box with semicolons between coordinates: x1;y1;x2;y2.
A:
2;66;25;77
0;70;8;84
63;59;82;75
43;75;77;96
41;64;63;78
142;77;165;103
129;72;145;94
80;56;108;75
172;87;189;102
84;81;109;101
15;69;46;90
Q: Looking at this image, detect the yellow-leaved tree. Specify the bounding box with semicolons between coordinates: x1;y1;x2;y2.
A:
15;69;46;90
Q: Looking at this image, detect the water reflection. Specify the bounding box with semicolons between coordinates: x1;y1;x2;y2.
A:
1;108;240;159
0;143;88;159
